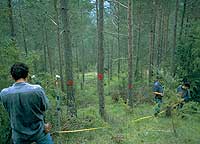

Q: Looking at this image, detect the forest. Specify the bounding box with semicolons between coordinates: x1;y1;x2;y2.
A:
0;0;200;143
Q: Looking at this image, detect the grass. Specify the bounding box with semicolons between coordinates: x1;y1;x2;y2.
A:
49;73;200;144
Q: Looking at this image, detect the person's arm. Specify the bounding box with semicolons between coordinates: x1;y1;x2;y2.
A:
153;84;163;96
153;91;163;96
38;88;49;112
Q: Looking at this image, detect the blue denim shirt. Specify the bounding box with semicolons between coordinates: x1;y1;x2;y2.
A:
153;81;163;99
177;85;190;101
0;82;49;141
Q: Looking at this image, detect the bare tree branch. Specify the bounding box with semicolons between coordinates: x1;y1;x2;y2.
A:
107;0;128;9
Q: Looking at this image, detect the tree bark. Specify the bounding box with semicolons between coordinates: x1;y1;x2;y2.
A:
7;0;15;39
156;3;162;70
135;0;141;81
128;0;133;107
179;0;187;41
171;0;179;76
60;0;77;117
54;0;64;91
80;8;85;90
97;0;105;119
19;6;28;56
148;0;156;85
117;2;121;80
44;17;53;75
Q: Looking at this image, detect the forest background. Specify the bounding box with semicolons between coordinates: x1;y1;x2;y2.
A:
0;0;200;143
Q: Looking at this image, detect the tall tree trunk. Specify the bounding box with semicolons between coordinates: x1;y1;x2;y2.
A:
135;0;141;81
75;42;79;80
81;39;85;90
164;12;169;57
42;28;48;72
117;2;121;80
110;36;114;80
60;0;77;117
97;0;105;118
148;0;156;85
54;0;64;91
44;18;53;75
128;0;133;107
156;3;162;70
19;5;28;56
152;0;157;71
7;0;15;39
171;0;179;76
179;0;187;41
80;8;85;90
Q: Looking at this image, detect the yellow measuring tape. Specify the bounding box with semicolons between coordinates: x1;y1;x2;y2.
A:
132;100;184;123
133;110;165;123
55;127;106;134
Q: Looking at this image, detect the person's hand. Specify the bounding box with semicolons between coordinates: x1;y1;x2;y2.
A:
44;123;52;134
160;93;164;96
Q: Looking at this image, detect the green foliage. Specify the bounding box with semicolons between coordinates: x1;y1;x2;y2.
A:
177;20;200;77
0;40;20;89
0;105;10;144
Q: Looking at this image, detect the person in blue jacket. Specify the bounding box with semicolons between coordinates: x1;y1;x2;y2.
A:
177;81;190;108
153;76;164;116
0;62;53;144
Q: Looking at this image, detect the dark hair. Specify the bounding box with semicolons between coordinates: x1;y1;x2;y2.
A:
183;81;190;88
156;75;162;80
10;63;29;81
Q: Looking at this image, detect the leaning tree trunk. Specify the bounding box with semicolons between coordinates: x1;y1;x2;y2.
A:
97;0;105;119
128;0;133;107
60;0;77;117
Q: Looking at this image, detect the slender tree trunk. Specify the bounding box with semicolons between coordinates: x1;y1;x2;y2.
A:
164;12;169;57
8;0;15;39
179;0;187;41
152;0;157;70
156;3;162;70
128;0;133;107
97;0;105;118
171;0;179;76
135;1;141;80
19;6;28;56
75;42;79;80
148;0;156;85
81;39;85;90
80;8;85;90
117;2;121;80
110;36;114;80
54;0;64;91
44;18;53;75
60;0;77;117
42;27;48;72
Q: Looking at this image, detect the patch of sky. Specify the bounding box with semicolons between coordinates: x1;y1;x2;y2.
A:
89;0;111;24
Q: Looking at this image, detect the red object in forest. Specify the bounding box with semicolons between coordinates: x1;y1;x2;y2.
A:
67;80;74;86
128;84;133;89
98;73;103;80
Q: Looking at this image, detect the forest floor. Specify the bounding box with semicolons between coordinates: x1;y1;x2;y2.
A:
50;73;200;144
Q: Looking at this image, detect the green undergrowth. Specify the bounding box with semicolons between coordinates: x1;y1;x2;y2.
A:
51;73;200;144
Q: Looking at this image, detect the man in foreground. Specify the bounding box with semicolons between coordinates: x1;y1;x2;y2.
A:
0;63;53;144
